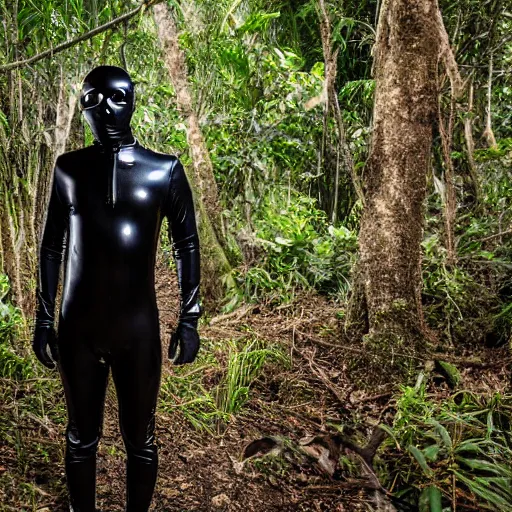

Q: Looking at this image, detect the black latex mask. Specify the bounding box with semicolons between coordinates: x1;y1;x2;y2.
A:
80;65;136;149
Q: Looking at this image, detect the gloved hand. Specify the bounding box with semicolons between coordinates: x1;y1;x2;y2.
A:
168;316;200;365
32;323;59;369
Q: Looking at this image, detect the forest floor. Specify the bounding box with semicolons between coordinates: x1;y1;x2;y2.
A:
1;254;510;511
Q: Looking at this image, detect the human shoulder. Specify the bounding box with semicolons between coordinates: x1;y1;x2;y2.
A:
55;145;97;170
137;144;181;168
136;145;186;187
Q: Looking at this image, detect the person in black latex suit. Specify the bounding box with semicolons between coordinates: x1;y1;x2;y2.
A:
32;65;201;512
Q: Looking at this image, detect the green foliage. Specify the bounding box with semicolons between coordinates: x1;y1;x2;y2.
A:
0;344;33;380
422;138;512;346
0;273;27;381
226;189;357;306
160;337;287;433
177;0;370;227
168;1;374;308
160;374;227;434
474;139;512;162
0;273;23;344
214;337;287;414
203;43;324;204
419;485;443;512
421;233;496;344
383;380;512;511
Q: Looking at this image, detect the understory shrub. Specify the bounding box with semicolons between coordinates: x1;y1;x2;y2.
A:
381;376;512;511
226;188;358;306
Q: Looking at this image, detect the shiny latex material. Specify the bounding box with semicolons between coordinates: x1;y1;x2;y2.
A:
33;67;201;512
80;65;136;149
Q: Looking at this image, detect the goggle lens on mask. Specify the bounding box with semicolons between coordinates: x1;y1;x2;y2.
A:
81;91;103;109
80;89;128;110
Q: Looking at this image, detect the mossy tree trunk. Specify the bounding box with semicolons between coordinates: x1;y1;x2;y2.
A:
152;2;237;308
346;0;453;379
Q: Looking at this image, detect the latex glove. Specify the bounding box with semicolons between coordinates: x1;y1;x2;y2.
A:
32;324;59;369
168;317;200;365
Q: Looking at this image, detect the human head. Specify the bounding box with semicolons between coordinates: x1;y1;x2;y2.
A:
80;65;135;148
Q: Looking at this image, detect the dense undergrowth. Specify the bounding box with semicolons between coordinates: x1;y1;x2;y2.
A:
380;377;512;511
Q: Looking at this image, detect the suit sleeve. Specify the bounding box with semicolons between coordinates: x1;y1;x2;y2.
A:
35;160;68;328
164;158;201;320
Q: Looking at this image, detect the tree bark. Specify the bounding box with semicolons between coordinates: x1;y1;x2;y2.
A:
463;80;481;205
482;53;498;148
152;2;236;307
346;0;449;381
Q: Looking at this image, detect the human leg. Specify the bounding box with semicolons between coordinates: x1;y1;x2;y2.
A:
58;329;110;512
111;332;162;512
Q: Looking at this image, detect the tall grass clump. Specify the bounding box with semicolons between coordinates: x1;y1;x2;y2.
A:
160;337;288;433
214;338;287;414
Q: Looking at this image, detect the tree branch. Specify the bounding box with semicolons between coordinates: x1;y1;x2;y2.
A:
478;227;512;243
0;0;163;73
435;1;464;99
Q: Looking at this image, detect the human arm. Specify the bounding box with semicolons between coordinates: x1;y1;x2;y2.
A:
33;160;68;369
164;157;201;364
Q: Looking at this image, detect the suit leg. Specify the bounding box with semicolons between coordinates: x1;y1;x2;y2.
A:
111;333;161;512
58;328;109;512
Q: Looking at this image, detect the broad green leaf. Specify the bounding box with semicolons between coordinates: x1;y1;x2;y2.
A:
409;445;433;477
429;420;453;450
423;444;441;462
419;486;443;512
455;457;511;476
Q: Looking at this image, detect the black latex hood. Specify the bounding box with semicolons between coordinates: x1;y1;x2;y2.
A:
80;65;136;150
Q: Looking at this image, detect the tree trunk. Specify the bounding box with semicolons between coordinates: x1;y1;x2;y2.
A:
152;2;236;307
346;0;449;381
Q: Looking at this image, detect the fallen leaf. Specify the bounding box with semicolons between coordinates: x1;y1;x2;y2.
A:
211;493;230;507
241;436;283;460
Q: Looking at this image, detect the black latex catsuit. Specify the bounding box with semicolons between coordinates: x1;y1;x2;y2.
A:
32;65;201;511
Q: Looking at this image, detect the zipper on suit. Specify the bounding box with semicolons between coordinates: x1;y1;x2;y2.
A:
106;148;119;207
112;149;118;206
